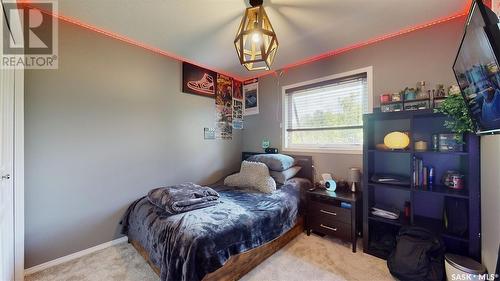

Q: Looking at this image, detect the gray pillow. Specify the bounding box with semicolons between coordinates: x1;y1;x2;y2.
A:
247;154;295;171
270;166;302;184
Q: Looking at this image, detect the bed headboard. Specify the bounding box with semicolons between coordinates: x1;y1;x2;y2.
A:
241;152;314;183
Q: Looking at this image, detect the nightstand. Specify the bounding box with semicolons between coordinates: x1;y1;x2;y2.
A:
306;189;362;252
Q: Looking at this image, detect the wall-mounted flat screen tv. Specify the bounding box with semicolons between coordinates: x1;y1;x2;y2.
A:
453;0;500;135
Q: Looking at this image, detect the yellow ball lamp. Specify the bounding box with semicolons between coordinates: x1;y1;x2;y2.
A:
384;132;410;150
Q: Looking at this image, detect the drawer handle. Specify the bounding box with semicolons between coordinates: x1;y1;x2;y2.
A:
320;209;337;216
320;224;337;232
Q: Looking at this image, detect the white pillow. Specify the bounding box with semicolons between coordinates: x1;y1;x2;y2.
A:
224;161;276;193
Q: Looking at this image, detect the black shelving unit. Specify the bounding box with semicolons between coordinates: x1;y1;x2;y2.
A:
362;109;481;261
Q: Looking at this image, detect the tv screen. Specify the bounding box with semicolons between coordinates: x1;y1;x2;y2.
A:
453;0;500;134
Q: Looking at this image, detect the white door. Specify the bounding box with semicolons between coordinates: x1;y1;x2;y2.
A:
0;8;16;281
0;68;15;281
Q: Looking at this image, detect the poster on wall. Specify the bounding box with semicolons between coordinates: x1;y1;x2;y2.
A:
493;0;500;17
215;74;233;139
243;78;259;116
232;80;244;129
182;62;217;98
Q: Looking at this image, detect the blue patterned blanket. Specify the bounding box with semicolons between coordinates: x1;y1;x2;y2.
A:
122;178;309;281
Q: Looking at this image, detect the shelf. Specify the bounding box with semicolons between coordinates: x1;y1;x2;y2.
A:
369;214;469;243
380;100;403;105
433;97;447;100
367;149;411;154
369;182;469;199
368;214;408;227
368;182;411;191
368;149;469;156
404;97;431;103
413;150;469;156
412;185;469;199
367;109;444;120
363;109;480;260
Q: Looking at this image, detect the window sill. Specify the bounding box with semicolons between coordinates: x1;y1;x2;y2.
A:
282;148;363;155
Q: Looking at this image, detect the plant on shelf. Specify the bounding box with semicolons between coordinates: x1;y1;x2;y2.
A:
434;90;474;142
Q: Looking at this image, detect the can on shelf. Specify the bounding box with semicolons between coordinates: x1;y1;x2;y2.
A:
380;94;391;104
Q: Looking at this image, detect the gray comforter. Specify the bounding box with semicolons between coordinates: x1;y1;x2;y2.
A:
122;178;310;281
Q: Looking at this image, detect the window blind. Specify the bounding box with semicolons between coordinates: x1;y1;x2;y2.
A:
284;73;368;149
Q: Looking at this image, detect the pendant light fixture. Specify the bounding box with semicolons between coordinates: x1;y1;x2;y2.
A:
234;0;278;71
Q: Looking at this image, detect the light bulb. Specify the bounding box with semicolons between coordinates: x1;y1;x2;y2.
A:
251;31;261;43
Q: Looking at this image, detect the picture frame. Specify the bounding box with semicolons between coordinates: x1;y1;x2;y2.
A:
493;0;500;17
182;62;217;98
243;78;259;115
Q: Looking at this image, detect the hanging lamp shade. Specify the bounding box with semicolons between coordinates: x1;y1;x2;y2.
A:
234;0;278;71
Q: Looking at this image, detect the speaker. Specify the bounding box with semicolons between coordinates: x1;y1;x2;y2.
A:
265;148;279;154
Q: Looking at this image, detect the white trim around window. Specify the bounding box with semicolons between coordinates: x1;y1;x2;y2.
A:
281;66;373;154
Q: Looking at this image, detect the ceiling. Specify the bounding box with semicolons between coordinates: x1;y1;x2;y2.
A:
51;0;468;80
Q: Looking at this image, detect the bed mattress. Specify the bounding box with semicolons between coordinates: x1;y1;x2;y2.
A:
122;178;310;281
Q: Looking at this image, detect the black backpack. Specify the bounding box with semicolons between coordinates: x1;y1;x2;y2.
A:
387;226;445;281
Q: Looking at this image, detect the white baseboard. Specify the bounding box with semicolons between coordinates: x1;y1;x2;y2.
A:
24;236;128;276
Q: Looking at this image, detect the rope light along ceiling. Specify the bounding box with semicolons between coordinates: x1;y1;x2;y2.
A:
234;0;278;71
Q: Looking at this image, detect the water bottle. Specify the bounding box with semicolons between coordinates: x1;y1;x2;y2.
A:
429;167;435;186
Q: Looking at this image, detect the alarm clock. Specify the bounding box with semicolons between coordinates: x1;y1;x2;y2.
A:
325;179;337;191
265;148;279;154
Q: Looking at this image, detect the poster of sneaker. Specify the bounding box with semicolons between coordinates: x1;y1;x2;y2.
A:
216;74;233;139
243;78;259;115
493;0;500;16
182;62;217;98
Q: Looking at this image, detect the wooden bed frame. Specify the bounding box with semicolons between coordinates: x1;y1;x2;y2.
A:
130;152;313;280
130;216;304;281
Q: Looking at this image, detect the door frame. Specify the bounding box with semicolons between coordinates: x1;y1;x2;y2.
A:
14;67;24;281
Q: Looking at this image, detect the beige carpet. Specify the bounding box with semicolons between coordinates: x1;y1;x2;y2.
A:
25;234;395;281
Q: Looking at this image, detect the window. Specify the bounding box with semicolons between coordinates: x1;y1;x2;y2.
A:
282;67;372;153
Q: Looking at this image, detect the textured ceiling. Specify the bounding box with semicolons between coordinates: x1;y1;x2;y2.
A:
51;0;468;79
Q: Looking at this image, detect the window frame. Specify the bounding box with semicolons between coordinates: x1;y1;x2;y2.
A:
281;66;373;154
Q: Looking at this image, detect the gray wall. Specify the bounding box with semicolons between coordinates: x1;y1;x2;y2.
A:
25;14;499;271
480;136;500;273
25;21;242;268
242;18;464;181
244;16;499;270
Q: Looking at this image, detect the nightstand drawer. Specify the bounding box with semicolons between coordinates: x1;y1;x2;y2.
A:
310;220;351;241
308;201;351;224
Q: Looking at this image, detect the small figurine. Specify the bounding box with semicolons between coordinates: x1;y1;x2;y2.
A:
448;85;461;96
435;84;446;98
392;93;402;102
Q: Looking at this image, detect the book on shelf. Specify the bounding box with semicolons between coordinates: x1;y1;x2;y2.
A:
371;204;400;220
412;156;429;188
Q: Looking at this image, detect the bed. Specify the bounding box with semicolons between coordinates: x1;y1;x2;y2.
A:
121;153;313;281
